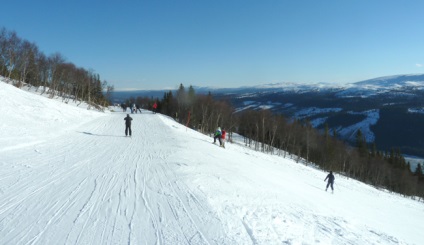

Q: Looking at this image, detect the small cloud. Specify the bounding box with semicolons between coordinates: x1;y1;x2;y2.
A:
416;64;423;67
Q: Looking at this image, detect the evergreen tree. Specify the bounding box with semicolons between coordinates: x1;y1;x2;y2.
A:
414;163;423;178
332;128;338;138
176;83;186;113
324;123;329;142
371;142;377;158
406;162;412;173
188;85;196;107
389;148;395;165
161;91;176;116
356;129;368;157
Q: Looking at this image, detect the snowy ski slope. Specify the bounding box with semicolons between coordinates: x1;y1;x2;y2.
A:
1;80;424;244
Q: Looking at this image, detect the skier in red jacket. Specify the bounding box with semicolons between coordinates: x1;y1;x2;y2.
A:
152;102;157;114
221;129;226;148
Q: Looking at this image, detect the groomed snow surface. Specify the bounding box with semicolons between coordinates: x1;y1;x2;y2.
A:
1;80;424;245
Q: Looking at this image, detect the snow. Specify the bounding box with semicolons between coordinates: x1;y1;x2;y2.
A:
251;82;338;90
408;108;424;114
1;79;424;245
257;105;274;110
242;101;256;106
0;82;106;152
310;117;328;127
337;109;380;143
294;107;342;119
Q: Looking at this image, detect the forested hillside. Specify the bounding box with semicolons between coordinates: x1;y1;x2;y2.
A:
0;27;112;108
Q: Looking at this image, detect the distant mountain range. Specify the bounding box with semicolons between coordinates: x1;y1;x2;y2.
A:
111;74;424;158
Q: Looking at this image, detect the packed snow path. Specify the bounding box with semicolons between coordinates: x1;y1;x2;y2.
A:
0;112;230;244
1;80;424;244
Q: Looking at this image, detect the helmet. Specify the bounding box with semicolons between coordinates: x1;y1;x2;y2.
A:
218;127;221;130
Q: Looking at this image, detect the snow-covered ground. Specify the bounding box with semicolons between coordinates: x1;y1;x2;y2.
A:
293;107;343;119
337;109;380;143
1;80;424;245
408;108;424;114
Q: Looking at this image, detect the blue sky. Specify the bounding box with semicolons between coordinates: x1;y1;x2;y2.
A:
2;0;424;90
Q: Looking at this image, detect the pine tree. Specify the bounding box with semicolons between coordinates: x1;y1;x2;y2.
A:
176;83;186;112
371;142;377;158
356;129;368;157
414;163;423;178
324;123;329;142
389;148;395;165
332;128;338;138
188;85;196;106
406;162;412;173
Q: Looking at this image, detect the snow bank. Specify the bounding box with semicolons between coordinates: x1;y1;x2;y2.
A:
0;80;106;152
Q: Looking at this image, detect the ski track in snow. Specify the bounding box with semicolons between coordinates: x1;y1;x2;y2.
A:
0;112;228;244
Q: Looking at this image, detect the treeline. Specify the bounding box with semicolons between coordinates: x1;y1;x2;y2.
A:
0;27;112;108
132;83;424;200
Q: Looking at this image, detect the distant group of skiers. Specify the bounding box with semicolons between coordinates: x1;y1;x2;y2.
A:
120;102;158;114
121;103;140;113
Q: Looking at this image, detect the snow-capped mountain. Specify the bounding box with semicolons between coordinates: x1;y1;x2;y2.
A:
335;74;424;98
182;74;424;95
215;74;424;158
354;74;424;88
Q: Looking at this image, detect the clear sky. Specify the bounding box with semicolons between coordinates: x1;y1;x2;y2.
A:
2;0;424;90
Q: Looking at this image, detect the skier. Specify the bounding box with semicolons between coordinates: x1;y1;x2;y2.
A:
121;103;127;112
213;127;222;145
152;102;158;114
324;171;335;192
220;128;226;148
124;114;133;137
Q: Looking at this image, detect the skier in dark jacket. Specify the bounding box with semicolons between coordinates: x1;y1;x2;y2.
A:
324;171;335;192
124;114;133;137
